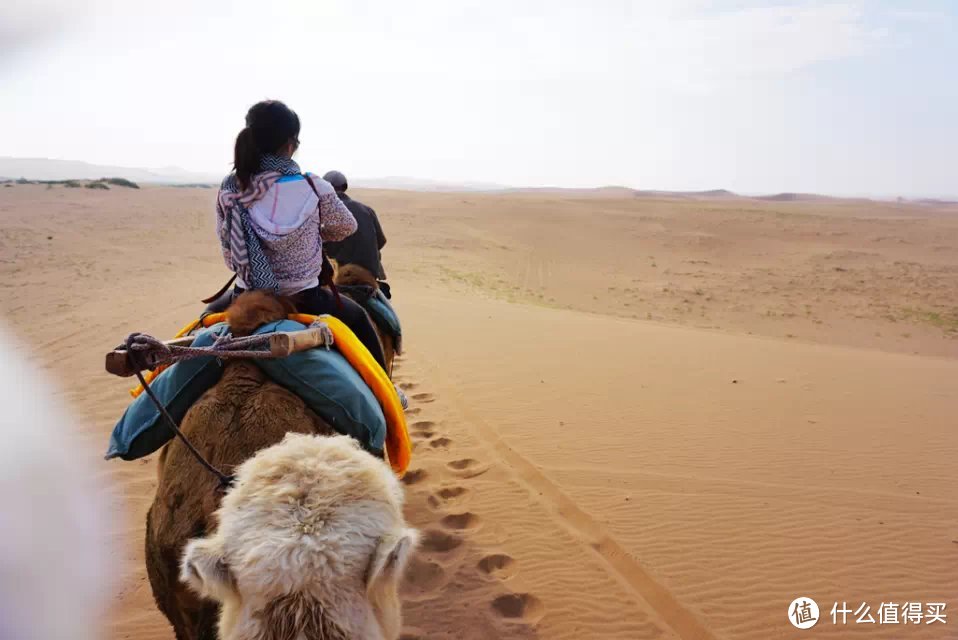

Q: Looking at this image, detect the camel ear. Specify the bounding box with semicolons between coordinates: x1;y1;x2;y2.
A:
180;537;236;602
367;529;418;591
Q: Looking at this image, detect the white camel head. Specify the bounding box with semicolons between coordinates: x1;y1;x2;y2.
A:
180;433;418;640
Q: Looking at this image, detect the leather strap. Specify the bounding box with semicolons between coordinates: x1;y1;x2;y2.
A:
200;273;237;304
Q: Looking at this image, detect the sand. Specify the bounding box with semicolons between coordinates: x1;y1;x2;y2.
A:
1;183;956;639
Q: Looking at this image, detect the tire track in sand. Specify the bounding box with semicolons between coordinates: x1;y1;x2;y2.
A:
433;370;717;640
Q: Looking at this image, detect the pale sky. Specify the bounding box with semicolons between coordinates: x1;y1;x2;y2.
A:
1;1;955;197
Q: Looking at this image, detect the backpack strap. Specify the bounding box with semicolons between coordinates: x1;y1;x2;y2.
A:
200;273;237;304
302;173;343;309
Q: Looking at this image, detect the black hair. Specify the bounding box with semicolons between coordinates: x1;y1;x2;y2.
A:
234;100;301;189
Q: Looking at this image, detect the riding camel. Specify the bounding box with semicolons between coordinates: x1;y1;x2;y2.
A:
333;262;398;377
145;292;417;640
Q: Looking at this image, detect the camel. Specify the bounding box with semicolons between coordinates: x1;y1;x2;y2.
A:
145;292;417;640
333;262;398;377
202;265;397;377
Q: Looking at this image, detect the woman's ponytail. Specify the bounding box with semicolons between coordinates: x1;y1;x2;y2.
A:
232;101;301;190
234;127;259;190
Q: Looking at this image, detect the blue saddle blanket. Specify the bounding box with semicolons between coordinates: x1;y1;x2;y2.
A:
338;285;402;340
367;290;401;338
105;320;387;461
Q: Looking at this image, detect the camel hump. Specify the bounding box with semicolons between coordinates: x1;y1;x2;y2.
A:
334;263;378;288
227;291;296;337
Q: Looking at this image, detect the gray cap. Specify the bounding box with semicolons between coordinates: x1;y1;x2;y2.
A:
323;170;347;192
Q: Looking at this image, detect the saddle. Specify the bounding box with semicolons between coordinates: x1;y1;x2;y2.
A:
106;314;410;475
336;284;403;352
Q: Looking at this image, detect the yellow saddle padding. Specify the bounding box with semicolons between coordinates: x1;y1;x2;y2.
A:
129;312;411;476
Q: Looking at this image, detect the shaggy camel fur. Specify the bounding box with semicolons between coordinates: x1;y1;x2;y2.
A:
333;262;397;377
181;433;417;640
146;292;416;640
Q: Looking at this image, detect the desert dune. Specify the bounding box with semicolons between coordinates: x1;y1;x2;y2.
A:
0;183;956;639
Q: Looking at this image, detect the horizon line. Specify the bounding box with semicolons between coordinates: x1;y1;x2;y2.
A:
2;155;956;203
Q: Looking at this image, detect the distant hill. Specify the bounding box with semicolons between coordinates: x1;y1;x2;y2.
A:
355;176;508;192
690;189;738;198
500;185;638;197
0;157;220;185
500;186;745;200
755;192;837;202
632;188;742;199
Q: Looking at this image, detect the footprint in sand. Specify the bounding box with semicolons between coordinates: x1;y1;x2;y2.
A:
427;485;469;509
490;593;544;624
478;553;517;580
405;407;422;416
399;381;418;390
429;436;452;449
447;458;489;478
411;421;437;439
419;528;463;554
401;469;429;486
402;555;450;598
411;392;436;403
440;512;481;531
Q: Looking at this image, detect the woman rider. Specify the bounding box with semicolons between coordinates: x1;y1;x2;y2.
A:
213;99;388;372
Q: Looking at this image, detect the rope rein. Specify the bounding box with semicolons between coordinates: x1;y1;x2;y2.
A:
119;324;334;490
132;365;235;488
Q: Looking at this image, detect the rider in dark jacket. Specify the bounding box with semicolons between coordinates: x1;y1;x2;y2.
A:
322;171;388;291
